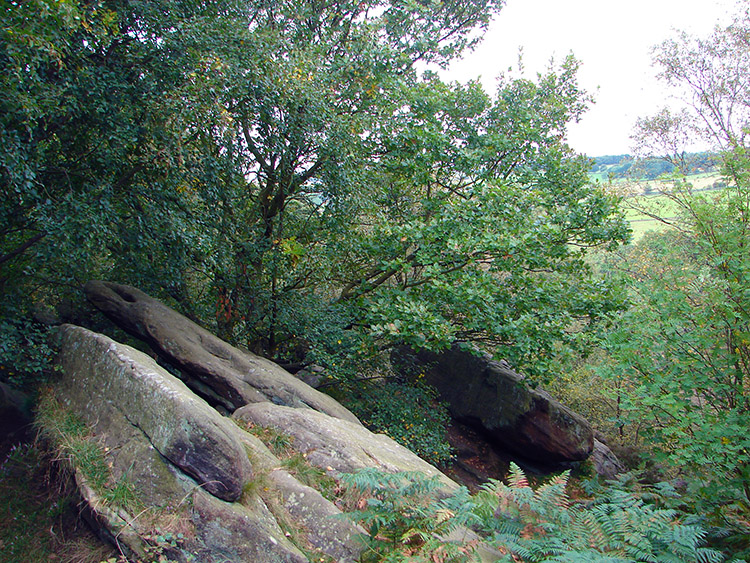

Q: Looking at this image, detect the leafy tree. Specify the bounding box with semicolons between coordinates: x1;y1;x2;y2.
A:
0;0;630;392
0;0;236;310
0;0;504;365
176;6;629;373
597;2;750;552
161;0;507;348
602;231;750;499
320;60;629;378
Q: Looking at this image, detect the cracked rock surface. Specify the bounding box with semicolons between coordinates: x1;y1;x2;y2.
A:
54;325;363;562
84;280;360;424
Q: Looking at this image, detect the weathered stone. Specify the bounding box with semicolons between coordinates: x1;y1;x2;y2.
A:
77;392;186;508
84;280;360;424
269;469;365;562
394;345;594;463
231;431;365;560
191;488;309;563
53;324;375;562
590;438;625;480
56;324;252;502
234;402;459;492
73;467;150;561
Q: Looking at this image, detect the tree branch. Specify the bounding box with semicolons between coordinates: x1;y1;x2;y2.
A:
0;232;47;267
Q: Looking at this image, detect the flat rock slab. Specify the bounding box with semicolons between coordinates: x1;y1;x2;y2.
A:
234;402;459;492
395;345;594;463
56;324;252;501
84;280;360;424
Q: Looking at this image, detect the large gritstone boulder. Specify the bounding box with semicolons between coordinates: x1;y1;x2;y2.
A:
234;402;459;493
84;280;359;424
395;345;594;464
53;325;364;563
56;325;252;502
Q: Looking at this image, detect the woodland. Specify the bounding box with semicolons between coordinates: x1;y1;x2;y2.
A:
1;0;749;560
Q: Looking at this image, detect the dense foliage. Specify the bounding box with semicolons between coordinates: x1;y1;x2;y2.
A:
4;0;750;560
337;378;453;465
342;465;723;562
571;4;750;557
0;0;629;390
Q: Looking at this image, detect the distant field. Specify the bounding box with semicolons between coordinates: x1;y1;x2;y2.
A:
606;173;726;242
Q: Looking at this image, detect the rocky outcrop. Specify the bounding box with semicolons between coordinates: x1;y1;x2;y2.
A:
53;325;364;562
394;345;594;464
56;325;252;502
52;322;465;561
84;280;359;424
591;438;626;480
53;279;620;561
234;402;458;492
443;421;514;491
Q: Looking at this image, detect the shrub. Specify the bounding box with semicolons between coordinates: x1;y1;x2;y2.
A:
340;379;453;466
0;309;57;392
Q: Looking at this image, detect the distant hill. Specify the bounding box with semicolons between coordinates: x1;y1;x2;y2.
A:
588;152;718;181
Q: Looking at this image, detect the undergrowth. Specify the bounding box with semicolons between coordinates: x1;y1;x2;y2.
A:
338;378;453;466
0;440;117;563
342;464;730;563
34;388;140;513
341;468;476;563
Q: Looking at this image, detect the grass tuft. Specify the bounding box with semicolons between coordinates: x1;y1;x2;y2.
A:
0;441;117;562
34;388;140;512
281;453;338;500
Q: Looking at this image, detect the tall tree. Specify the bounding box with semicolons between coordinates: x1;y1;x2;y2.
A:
1;0;629;388
603;2;750;542
177;0;507;345
327;61;629;376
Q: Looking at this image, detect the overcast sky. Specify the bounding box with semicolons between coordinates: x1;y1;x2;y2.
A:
441;0;737;156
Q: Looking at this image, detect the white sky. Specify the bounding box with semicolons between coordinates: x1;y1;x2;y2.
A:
441;0;738;156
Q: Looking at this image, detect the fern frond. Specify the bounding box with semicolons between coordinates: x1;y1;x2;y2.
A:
345;466;722;563
507;462;530;489
694;546;725;563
